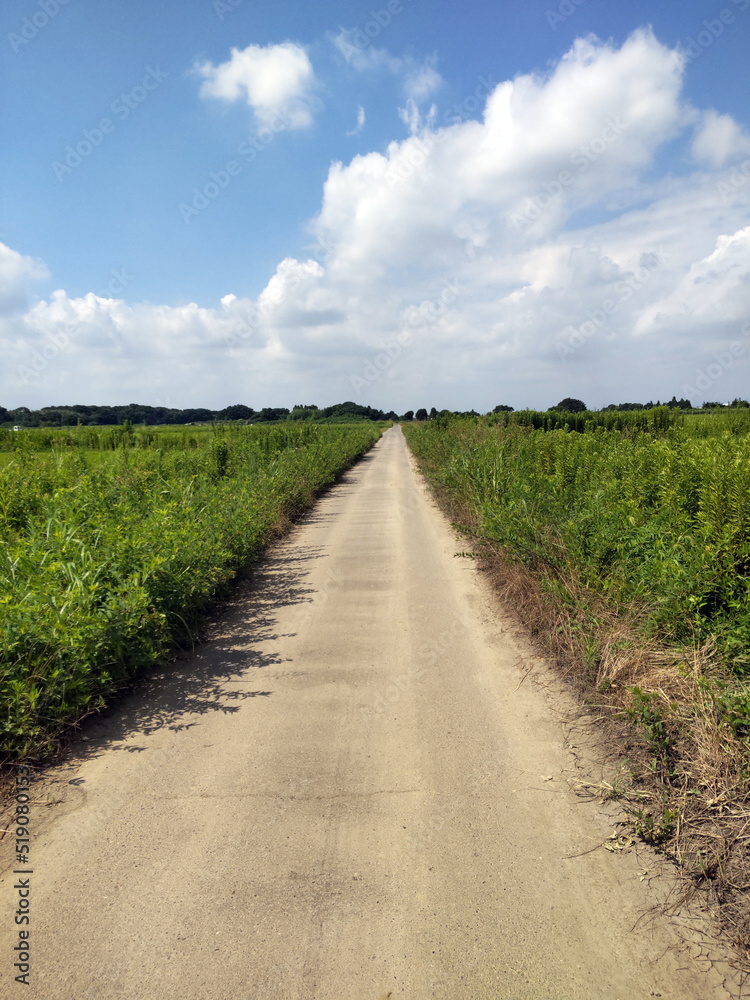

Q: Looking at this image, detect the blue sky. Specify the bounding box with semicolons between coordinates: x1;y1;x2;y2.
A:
2;0;750;412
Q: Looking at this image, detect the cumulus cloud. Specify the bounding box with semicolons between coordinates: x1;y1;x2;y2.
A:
313;29;686;274
197;42;318;128
0;244;49;316
692;110;750;167
5;28;750;411
6;287;277;405
635;226;750;334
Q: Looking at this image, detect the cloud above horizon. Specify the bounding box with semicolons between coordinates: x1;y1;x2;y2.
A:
3;28;750;411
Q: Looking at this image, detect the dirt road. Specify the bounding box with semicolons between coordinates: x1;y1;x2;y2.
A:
0;426;737;998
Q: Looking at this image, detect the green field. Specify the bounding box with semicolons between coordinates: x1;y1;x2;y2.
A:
0;422;382;757
403;409;750;673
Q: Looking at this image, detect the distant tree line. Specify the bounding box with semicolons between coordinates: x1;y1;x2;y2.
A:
3;395;747;428
0;401;401;428
493;396;749;415
412;397;749;419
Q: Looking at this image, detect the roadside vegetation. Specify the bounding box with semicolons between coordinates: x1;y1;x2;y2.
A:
403;407;750;961
0;422;382;759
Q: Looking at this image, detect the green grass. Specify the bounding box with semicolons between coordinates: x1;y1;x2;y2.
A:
0;423;251;453
0;423;381;758
403;414;750;672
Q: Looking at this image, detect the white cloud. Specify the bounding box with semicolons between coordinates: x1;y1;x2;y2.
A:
635;226;750;334
333;30;443;105
404;61;441;102
0;244;49;316
197;42;318;128
332;30;402;73
6;288;276;405
347;105;366;136
692;110;750;168
313;28;686;273
5;29;750;411
397;98;422;134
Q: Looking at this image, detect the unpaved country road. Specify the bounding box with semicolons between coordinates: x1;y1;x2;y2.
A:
0;426;737;998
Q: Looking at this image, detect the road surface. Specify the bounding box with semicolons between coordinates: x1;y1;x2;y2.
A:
0;426;736;998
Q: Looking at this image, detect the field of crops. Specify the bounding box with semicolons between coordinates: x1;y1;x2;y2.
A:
0;422;382;757
403;409;750;674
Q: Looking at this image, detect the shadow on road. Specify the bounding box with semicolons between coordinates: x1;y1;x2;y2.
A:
61;540;333;765
45;444;381;769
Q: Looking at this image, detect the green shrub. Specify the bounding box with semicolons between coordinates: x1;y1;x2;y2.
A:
0;423;380;756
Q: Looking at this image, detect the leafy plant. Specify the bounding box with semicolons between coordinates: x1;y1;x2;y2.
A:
0;423;381;757
626;686;673;770
629;806;679;845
